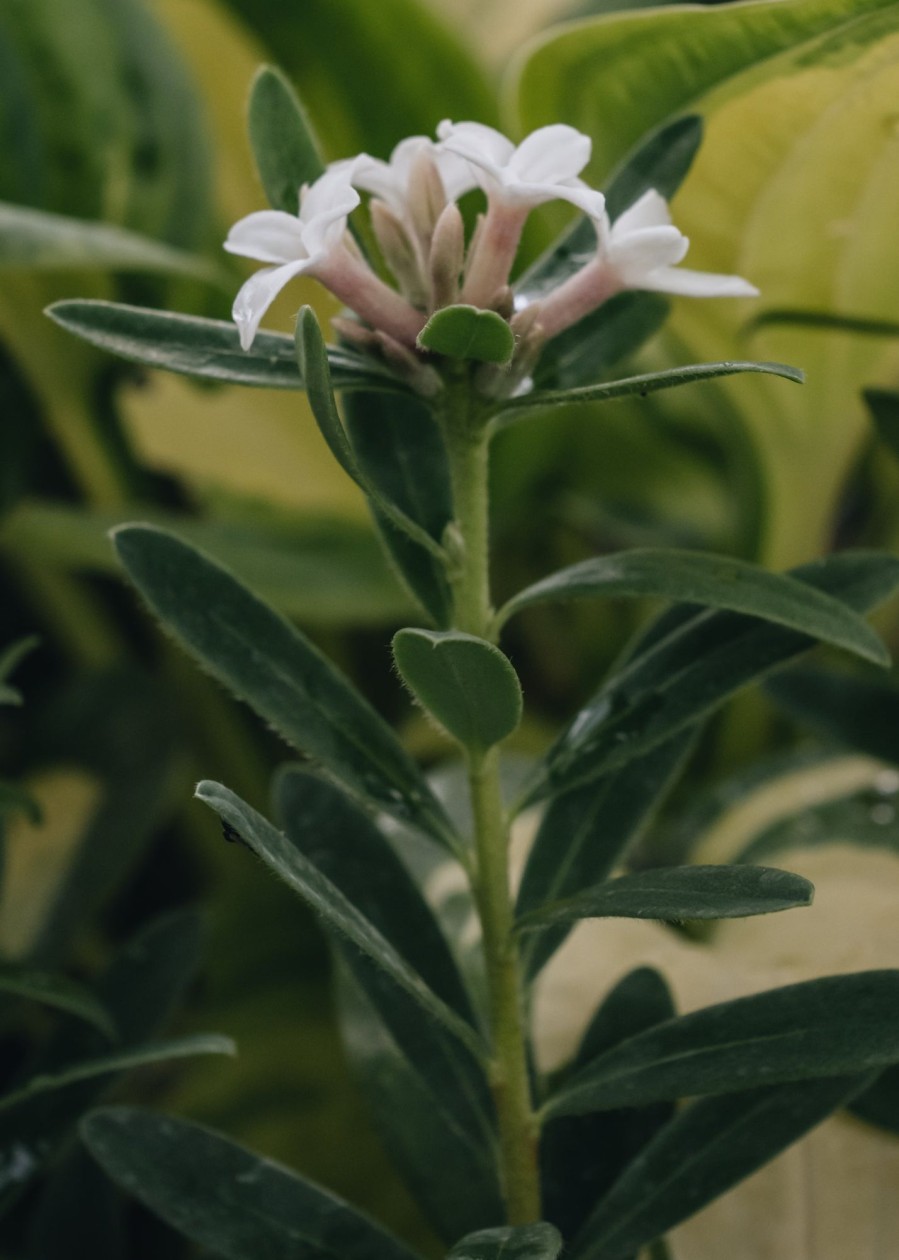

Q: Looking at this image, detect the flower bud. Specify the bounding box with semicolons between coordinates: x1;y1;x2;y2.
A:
407;149;448;245
428;202;465;311
375;331;442;397
369;199;427;307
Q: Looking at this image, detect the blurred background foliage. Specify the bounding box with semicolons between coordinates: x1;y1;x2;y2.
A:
2;0;899;1254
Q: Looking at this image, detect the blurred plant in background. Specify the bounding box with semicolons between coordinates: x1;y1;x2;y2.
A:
1;0;899;1256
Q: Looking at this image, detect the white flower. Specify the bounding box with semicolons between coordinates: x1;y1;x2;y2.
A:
225;165;360;350
342;136;477;219
595;189;758;298
436;120;604;217
536;188;758;340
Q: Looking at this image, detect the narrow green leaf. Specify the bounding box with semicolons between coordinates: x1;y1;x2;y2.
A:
748;309;899;339
46;300;409;393
517;737;693;981
448;1223;562;1260
517;865;813;931
496;547;889;665
517;115;703;302
0;781;41;823
82;1107;421;1260
864;388;899;463
524;550;899;806
0;968;116;1039
572;1075;873;1260
274;768;494;1152
196;781;485;1061
541;969;676;1242
532;292;669;392
766;665;899;765
336;968;504;1243
0;1037;234;1114
393;629;522;752
546;971;899;1118
113;524;454;846
494;361;803;429
851;1065;899;1135
0;202;224;284
248;65;324;214
296;307;447;561
418;305;514;364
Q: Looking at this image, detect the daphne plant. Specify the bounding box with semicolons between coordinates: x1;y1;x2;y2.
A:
49;65;899;1260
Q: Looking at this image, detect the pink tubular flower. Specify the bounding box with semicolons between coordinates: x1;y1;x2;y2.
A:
437;120;606;310
225;164;426;351
537;189;758;340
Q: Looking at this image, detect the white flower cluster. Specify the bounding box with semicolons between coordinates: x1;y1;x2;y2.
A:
225;120;757;364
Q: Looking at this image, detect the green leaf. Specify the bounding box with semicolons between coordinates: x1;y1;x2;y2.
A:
540;969;676;1242
517;864;813;931
0;1036;234;1114
572;1075;873;1260
0;968;116;1038
517;115;703;302
517;737;693;981
274;767;494;1151
343;390;454;627
418;305;514;364
196;781;484;1061
864;388;899;463
46;300;409;393
336;967;503;1243
524;550;899;806
494;361;803;429
296;307;447;561
545;970;899;1118
393;629;522;752
0;781;41;824
495;547;890;666
113;524;454;846
748;309;899;339
851;1065;899;1135
82;1107;421;1260
765;665;899;766
248;65;324;214
0;202;223;284
532;292;670;392
448;1224;563;1260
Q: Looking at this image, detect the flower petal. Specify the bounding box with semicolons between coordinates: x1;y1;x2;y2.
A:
610;225;690;281
509;124;591;184
300;164;361;226
640;266;760;298
232;258;313;350
437;120;516;175
224;211;308;264
614;188;673;234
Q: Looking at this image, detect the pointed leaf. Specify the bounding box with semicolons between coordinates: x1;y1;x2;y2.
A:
517;737;693;981
196;781;485;1061
393;629;522;752
494;361;803;429
418;306;514;364
0;202;223;283
82;1107;421;1260
495;547;890;666
517;864;813;931
546;971;899;1118
248;65;324;214
46;300;409;393
0;1037;234;1114
0;968;116;1039
113;524;454;846
572;1074;873;1260
448;1224;563;1260
274;768;494;1152
296;307;447;561
765;664;899;765
524;550;899;806
343;390;454;627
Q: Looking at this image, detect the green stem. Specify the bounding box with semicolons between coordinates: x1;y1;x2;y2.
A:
441;374;541;1223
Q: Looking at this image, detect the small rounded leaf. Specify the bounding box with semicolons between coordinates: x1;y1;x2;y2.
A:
417;305;515;363
393;629;522;751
